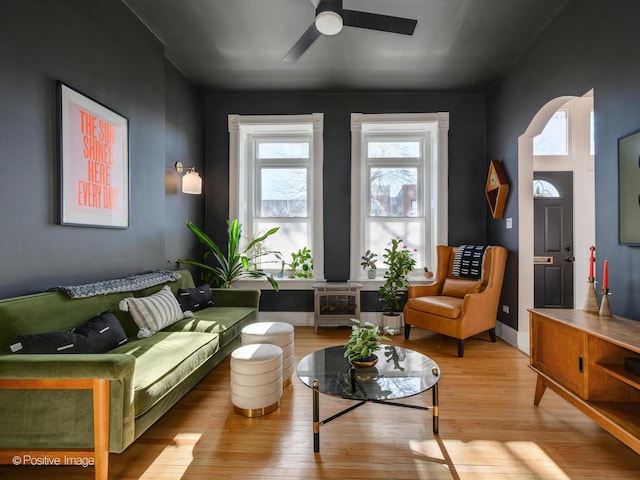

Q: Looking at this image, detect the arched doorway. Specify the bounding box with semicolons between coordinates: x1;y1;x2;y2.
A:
516;91;595;353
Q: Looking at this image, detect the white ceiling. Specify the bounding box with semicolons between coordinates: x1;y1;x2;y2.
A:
123;0;568;92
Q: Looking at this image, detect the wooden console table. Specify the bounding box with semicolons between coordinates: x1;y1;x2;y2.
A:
529;308;640;454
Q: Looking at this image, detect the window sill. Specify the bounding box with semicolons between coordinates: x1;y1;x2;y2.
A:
232;277;435;291
233;278;319;291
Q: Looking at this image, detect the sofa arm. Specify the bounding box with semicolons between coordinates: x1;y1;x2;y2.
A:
211;288;260;308
0;353;135;381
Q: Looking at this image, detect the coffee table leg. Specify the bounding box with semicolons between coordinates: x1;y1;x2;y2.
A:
313;379;320;452
432;382;439;434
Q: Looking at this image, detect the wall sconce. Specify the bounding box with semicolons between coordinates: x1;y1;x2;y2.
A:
174;162;202;195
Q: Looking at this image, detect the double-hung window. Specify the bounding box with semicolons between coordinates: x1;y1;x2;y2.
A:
350;113;449;281
229;114;324;284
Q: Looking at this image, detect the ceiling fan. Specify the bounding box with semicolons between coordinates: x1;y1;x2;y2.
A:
283;0;418;62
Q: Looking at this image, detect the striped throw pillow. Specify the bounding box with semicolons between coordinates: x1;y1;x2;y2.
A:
119;285;184;338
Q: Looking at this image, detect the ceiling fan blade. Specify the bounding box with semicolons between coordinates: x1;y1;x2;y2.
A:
283;23;322;62
343;9;417;35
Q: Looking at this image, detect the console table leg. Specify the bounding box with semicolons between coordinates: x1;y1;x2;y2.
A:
533;374;547;406
432;383;439;434
312;379;320;452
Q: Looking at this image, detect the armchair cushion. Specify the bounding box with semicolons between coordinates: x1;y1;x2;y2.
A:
407;296;463;319
441;278;483;299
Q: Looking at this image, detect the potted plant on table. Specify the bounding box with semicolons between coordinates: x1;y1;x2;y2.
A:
344;319;390;368
360;250;378;279
378;237;417;334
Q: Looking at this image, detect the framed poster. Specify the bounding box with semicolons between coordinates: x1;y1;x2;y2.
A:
59;82;129;228
618;130;640;245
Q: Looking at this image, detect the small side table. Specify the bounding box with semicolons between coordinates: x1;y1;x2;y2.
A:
312;282;361;333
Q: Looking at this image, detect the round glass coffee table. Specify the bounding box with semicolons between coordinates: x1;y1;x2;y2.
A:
297;344;440;452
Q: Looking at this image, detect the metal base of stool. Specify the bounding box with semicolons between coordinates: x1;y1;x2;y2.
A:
234;400;281;418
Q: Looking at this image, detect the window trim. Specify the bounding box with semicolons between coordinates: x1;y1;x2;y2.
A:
228;114;324;287
350;112;449;283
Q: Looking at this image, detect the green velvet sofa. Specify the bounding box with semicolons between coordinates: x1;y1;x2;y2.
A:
0;270;260;454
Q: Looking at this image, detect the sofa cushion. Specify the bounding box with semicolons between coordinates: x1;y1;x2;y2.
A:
176;284;213;312
119;286;184;338
165;306;257;348
13;310;128;354
406;296;463;319
110;331;219;417
441;277;483;299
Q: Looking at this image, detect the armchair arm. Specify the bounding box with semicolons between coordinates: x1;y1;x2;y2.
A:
0;353;135;381
408;283;442;298
459;289;501;336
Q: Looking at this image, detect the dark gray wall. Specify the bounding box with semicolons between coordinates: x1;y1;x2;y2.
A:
164;60;205;270
205;92;488;311
0;0;204;298
487;0;640;325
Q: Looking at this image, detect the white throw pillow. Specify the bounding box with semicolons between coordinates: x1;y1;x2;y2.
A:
119;285;188;338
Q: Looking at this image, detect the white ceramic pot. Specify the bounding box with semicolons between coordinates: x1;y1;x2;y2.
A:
381;312;403;335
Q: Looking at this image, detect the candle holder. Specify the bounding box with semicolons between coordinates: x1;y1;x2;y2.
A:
599;288;612;317
583;278;599;313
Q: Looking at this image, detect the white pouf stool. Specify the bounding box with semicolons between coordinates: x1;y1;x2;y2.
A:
230;343;283;417
242;322;295;387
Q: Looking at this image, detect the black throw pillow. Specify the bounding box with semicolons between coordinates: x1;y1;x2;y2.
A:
176;284;214;312
14;310;129;354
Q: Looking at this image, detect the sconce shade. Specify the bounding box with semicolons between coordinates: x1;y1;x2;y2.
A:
182;170;202;195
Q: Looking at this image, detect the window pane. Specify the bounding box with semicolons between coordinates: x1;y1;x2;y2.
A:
260;168;307;217
258;142;309;159
533;110;568;156
533;179;560;198
254;220;310;272
366;219;424;268
370;167;418;217
368;141;420;158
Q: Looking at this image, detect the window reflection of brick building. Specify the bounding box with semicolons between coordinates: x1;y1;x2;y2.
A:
371;184;416;216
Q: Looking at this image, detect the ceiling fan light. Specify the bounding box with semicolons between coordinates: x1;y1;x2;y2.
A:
315;11;343;35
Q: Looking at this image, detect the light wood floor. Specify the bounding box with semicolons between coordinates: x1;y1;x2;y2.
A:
2;326;640;479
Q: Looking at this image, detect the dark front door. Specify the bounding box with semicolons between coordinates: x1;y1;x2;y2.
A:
534;172;574;308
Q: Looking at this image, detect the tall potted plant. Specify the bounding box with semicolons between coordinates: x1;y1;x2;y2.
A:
378;237;416;333
172;219;280;291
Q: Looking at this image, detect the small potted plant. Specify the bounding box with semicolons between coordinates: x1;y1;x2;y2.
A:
344;319;390;368
290;247;313;278
378;237;417;333
360;250;378;279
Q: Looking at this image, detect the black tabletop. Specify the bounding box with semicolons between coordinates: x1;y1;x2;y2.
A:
296;344;440;401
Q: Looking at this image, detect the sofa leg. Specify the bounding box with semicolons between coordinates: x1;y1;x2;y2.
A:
489;328;497;343
404;323;411;339
457;339;465;357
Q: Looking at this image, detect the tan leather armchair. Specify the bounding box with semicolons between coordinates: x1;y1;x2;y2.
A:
403;245;508;357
